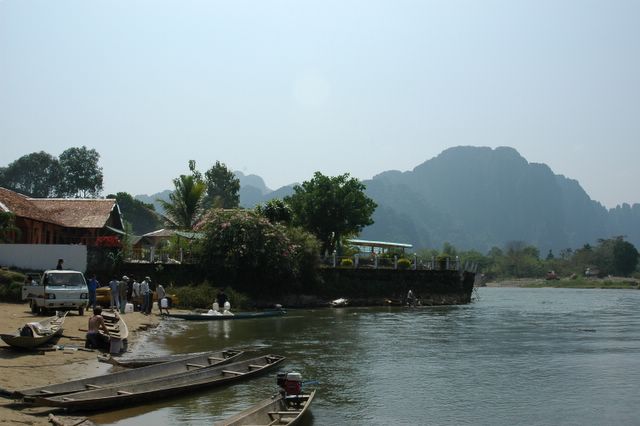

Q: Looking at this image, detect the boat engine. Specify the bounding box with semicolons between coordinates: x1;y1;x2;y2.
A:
277;372;302;395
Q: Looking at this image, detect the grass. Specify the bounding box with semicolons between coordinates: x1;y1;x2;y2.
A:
523;277;639;289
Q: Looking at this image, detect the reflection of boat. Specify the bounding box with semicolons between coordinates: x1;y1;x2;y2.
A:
34;355;286;411
166;309;286;321
0;312;67;349
104;349;242;368
215;389;316;425
15;349;244;400
330;298;349;307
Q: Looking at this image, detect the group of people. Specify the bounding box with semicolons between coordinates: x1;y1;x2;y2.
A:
85;274;169;315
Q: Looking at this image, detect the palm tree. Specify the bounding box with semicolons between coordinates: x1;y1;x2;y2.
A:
157;174;206;230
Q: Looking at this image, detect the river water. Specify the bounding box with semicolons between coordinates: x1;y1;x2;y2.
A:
91;288;640;425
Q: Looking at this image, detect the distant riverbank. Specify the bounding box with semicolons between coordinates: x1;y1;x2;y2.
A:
486;277;640;289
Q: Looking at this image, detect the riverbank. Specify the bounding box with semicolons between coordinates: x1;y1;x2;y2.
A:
0;303;159;425
486;276;640;289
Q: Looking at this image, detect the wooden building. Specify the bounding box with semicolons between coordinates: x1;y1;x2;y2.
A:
0;187;124;246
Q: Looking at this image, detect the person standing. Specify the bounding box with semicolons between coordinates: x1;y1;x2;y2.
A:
132;277;141;310
140;277;151;315
216;288;228;309
56;259;64;270
109;276;120;311
126;276;133;303
119;276;129;313
156;284;167;315
87;274;99;310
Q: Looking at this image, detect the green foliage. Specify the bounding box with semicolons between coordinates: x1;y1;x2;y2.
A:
109;192;161;235
340;258;354;267
0;151;62;197
0;270;25;303
397;258;412;269
286;172;377;255
58;146;103;197
0;212;20;242
158;163;206;229
173;283;218;309
255;199;292;225
196;209;321;295
203;161;240;209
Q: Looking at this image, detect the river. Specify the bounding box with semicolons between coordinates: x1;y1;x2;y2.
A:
91;288;640;425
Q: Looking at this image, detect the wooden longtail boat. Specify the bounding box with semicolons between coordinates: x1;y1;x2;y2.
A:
0;312;67;349
215;390;316;425
104;349;241;368
34;355;285;411
166;309;286;321
15;349;243;400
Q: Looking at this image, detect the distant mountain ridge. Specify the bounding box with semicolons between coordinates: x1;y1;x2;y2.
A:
135;146;640;253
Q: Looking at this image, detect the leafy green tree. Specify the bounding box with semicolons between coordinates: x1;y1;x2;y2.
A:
502;241;542;277
203;161;240;208
158;163;206;229
612;239;639;276
0;151;62;197
108;192;162;235
286;172;377;255
255;199;292;225
58;146;103;197
0;212;20;242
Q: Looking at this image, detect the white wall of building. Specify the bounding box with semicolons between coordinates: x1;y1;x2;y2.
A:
0;244;87;272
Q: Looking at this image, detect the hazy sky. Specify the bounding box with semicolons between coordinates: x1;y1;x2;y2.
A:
1;1;638;208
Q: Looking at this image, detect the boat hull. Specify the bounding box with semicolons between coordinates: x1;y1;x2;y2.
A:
0;312;67;349
34;355;285;411
215;389;316;425
166;309;286;321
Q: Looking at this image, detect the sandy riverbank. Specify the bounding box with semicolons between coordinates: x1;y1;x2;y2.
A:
0;303;160;425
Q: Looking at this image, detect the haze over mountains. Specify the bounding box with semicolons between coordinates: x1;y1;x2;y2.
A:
136;146;640;253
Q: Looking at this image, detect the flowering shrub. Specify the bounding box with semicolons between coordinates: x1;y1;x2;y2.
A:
397;258;412;269
196;209;320;295
95;235;122;248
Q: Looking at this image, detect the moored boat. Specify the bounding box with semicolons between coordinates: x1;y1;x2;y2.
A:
34;354;285;411
101;309;128;340
215;389;316;425
15;349;243;400
165;309;286;321
0;312;67;350
103;349;240;368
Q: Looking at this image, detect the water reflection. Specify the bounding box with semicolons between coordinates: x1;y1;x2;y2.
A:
92;289;640;425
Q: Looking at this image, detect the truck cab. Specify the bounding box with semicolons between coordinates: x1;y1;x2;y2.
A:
22;270;89;316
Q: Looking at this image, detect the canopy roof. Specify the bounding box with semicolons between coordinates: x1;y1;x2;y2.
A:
347;239;413;249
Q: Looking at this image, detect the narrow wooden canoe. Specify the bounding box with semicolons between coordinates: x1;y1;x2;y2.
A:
215;390;316;425
101;309;128;341
105;349;241;368
166;309;286;321
0;312;67;350
34;355;285;411
15;349;243;400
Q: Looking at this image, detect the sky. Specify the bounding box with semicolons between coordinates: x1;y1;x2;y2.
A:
1;1;639;208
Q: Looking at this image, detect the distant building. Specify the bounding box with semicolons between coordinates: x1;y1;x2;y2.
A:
0;187;124;245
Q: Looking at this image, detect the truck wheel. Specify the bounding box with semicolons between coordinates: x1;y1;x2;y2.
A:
79;306;84;316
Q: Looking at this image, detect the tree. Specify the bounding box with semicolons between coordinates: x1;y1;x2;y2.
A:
158;163;206;229
0;212;20;242
58;146;103;197
0;151;62;197
255;199;292;225
594;237;639;276
203;161;240;208
108;192;162;235
286;172;377;255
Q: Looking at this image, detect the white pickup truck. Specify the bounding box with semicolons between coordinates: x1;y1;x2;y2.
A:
22;270;89;315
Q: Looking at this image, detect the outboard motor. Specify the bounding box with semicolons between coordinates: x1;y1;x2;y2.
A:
283;372;302;396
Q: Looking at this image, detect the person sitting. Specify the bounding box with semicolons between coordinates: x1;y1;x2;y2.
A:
85;307;110;350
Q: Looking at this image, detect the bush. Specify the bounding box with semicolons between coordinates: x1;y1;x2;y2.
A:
0;269;24;285
0;281;24;303
397;258;412;269
173;283;250;310
340;258;354;267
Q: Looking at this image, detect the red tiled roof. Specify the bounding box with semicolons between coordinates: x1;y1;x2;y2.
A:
0;187;61;225
0;187;119;229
